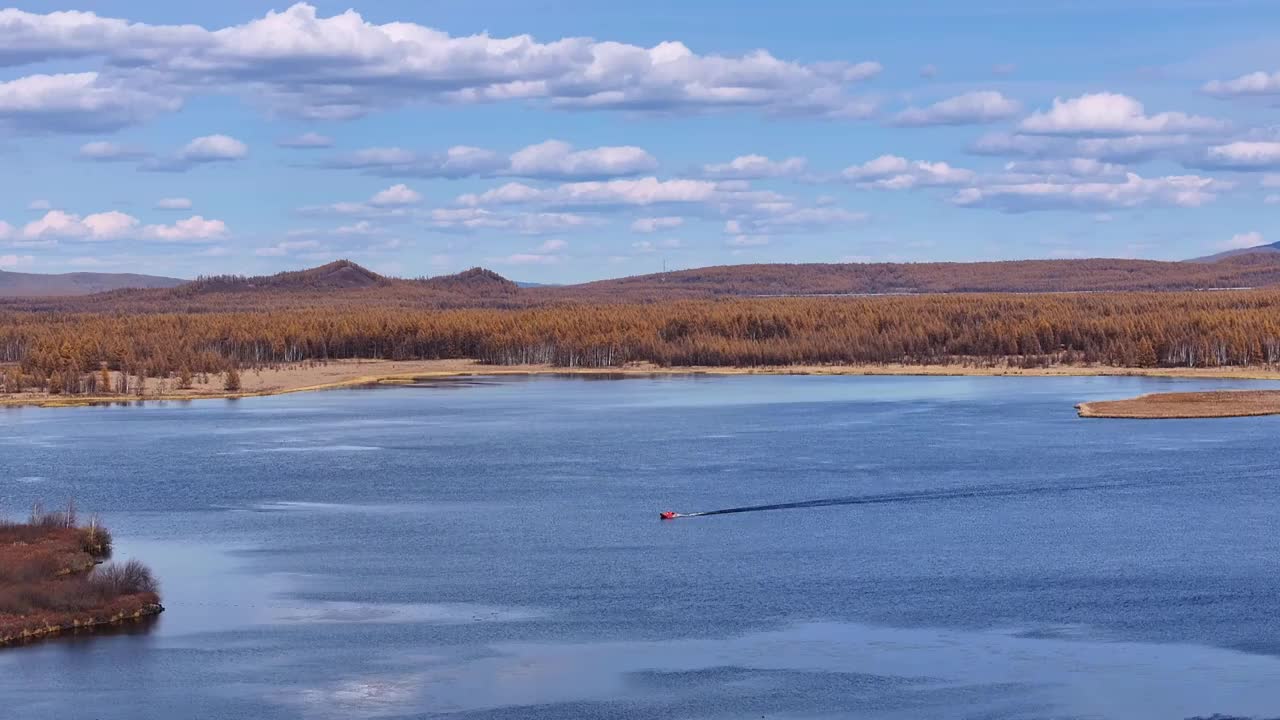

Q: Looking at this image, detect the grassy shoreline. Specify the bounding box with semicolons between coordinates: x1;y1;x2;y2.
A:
4;359;1280;416
1;507;163;648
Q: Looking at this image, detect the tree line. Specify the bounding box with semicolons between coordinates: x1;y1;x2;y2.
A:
3;291;1280;394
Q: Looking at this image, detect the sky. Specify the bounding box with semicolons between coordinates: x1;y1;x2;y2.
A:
2;1;1280;282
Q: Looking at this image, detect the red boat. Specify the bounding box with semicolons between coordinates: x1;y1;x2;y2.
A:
659;511;679;520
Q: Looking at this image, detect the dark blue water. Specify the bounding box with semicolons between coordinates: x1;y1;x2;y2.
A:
2;375;1280;719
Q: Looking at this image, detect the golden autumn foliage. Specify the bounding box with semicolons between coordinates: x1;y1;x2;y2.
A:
4;290;1280;393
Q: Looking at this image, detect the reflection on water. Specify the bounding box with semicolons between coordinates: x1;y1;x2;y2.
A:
3;374;1280;719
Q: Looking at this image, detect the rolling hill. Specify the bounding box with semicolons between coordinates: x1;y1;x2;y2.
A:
9;254;1280;312
0;269;184;297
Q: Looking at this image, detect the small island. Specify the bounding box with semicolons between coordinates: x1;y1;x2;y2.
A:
1;503;163;647
1077;389;1280;419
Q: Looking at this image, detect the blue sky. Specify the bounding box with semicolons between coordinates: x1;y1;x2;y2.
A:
2;1;1280;282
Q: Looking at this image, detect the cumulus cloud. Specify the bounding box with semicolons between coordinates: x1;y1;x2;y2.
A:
700;155;807;179
323;140;656;181
632;237;683;253
970;131;1193;163
0;71;179;133
27;199;52;211
1018;93;1226;136
842;155;974;189
507;140;657;180
893;91;1021;127
630;216;685;233
144;134;249;172
0;253;33;269
458;177;721;208
950;172;1227;213
369;184;422;207
491;239;571;265
429;208;595;235
155;197;192;210
141;216;227;242
0;5;881;124
1203;71;1280;98
1195;141;1280;170
256;239;321;257
17;209;227;242
0;222;13;240
79;140;150;161
727;206;867;235
278;132;334;149
22;210;138;241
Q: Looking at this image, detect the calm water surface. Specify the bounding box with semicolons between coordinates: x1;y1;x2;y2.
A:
2;375;1280;719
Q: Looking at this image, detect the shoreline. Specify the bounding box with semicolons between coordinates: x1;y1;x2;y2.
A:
0;603;164;648
4;359;1280;415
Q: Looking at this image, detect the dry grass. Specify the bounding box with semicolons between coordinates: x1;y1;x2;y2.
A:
1078;389;1280;419
0;507;160;647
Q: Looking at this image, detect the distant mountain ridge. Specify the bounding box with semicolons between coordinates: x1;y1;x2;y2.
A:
0;269;184;297
1188;240;1280;263
10;254;1280;311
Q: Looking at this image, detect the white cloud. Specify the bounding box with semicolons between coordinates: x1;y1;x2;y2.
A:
459;177;721;208
0;5;881;124
630;216;685;233
27;199;51;211
726;234;769;247
22;209;139;241
507;140;657;180
632;237;683;253
537;239;568;252
950;172;1227;213
278;132;334;148
893;91;1021;127
700;154;807;179
728;206;867;235
144;134;249;172
17;209;226;242
0;254;34;269
79;140;150;161
179;134;247;161
1203;71;1280;98
369;184;422;207
456;182;544;207
1018;93;1226;136
1218;231;1265;250
1001;158;1126;178
842;155;974;189
324;140;654;180
970;131;1193;163
256;239;321;257
429;208;596;235
0;221;12;240
0;71;179;133
141;216;227;242
1197;141;1280;170
155;197;192;210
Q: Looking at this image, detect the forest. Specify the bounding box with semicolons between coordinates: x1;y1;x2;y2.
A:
4;290;1280;395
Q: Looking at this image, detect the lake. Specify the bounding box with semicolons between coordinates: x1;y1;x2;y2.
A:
2;374;1280;719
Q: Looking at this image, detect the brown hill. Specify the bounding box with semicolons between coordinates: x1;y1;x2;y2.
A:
557;255;1280;299
0;269;184;297
9;255;1280;313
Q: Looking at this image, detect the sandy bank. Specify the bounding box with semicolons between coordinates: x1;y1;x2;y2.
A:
4;358;1280;412
1076;390;1280;419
